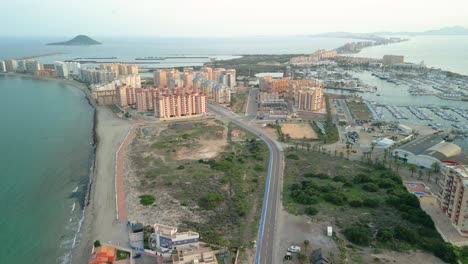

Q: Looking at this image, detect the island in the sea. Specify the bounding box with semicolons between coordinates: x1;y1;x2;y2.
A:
47;35;101;46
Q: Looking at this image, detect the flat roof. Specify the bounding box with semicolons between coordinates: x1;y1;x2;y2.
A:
398;133;443;155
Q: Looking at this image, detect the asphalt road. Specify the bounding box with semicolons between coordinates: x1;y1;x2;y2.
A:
207;104;283;264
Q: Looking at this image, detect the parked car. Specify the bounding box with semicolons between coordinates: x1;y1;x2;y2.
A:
287;245;301;253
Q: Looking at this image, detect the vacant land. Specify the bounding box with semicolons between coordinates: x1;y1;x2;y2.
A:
124;118;268;255
230;93;247;114
281;123;318;139
347;101;372;121
283;149;458;264
204;54;302;76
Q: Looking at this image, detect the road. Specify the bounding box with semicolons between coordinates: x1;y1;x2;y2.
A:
207;104;283;264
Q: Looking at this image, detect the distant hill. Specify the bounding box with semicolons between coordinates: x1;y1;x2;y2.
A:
47;35;101;46
311;26;468;40
373;26;468;36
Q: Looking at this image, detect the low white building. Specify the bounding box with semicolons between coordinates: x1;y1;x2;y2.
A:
150;223;199;250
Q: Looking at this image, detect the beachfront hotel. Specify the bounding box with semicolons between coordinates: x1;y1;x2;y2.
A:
294;84;325;112
154;88;206;119
438;164;468;236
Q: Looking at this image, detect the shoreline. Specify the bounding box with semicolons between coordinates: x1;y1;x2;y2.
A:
0;73;132;263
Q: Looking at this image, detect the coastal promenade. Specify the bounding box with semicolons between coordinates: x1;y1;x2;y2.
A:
72;107;132;264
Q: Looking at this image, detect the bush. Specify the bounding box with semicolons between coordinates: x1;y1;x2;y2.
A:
94;240;101;247
431;242;457;264
254;164;266;172
377;178;395;189
176;165;185;170
199;193;225;210
394;225;419;243
376;228;394;242
362;183;379;192
305;206;319;215
353;174;373;184
324;192;348;205
344;225;372;246
139;194;156;206
349;200;363;207
333;175;348;183
319;184;336;193
287;153;300;160
363;198;380;208
317;173;330;180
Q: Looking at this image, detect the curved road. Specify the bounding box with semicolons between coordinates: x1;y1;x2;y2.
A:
208;104;284;264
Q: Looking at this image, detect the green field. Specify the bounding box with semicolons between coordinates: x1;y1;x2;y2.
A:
283;149;459;264
230;93;247;114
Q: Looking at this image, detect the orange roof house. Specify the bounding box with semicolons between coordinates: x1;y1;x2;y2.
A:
90;245;116;264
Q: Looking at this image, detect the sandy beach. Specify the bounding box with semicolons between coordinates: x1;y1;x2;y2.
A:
71;106;132;263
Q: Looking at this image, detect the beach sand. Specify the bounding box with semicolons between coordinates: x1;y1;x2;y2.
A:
71;106;132;263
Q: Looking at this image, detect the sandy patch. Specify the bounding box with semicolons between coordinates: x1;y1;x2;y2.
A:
281;123;317;139
176;139;226;160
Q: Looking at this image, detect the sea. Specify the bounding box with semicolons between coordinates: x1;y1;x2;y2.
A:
0;35;467;263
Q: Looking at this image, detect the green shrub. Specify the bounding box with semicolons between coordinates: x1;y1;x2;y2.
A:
353;174;373;184
177;165;185;170
376;228;394;242
362;183;379;192
305;206;319;215
363;198;380;208
94;240;101;247
333;175;348;183
344;225;372;246
139;194;156;206
324;192;348;205
349;200;363;207
254;164;266;172
199;193;225;210
394;225;419;243
287;153;300;160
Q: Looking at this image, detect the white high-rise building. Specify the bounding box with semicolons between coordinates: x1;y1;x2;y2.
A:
0;60;5;72
54;62;69;78
65;62;81;75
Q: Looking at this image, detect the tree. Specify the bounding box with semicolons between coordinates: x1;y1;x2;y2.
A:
344;225;372;246
304;240;310;252
431;162;441;173
306;143;311;152
334;149;338;157
339;151;344;159
418;169;424;180
346;149;351;160
297;252;308;264
409;164;417;177
426;170;432;182
403;153;409;163
395;162;401;173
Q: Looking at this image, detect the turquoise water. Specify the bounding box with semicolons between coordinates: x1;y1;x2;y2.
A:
0;75;94;263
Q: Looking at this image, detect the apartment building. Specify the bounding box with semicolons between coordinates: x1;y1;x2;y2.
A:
295;85;324;112
0;60;5;72
154;89;206;119
438;165;468;236
4;59;17;72
35;69;58;78
383;55;404;65
54;62;68;78
135;87;158;112
115;84;137;108
213;84;231;104
259;76;290;93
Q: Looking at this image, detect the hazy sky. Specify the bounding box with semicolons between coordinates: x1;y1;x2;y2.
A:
3;0;468;37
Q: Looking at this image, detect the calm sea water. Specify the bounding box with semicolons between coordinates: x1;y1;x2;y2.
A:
354;35;468;75
0;75;94;263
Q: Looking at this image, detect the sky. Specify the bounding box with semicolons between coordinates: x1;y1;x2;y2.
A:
3;0;468;37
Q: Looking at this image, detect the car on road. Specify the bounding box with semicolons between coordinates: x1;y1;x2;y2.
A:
287;245;301;253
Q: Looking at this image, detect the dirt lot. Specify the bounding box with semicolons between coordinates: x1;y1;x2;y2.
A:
281;123;318;139
123;118;268;259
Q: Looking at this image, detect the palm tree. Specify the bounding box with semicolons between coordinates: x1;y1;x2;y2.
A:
393;151;399;161
339;151;344;159
418;169;424;180
395;162;401;173
306;143;311;152
409;164;417;177
426;170;432;182
403;153;409;163
334;149;338;157
346;149;351;160
297;252;308;264
431;162;441;173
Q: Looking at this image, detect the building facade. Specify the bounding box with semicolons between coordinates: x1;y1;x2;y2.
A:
438;165;468;236
135;87;157;112
383;55;404;65
154;89;206;119
150;223;200;250
4;59;17;72
54;62;68;78
295;85;324;112
115;84;137;108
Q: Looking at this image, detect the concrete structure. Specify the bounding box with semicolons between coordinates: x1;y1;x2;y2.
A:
438;165;468;236
92;89;117;105
259;76;290;93
65;62;81;75
0;60;5;72
154;89;206;120
79;68;118;84
294;85;324;112
35;69;58;78
115;84;137;108
383;55;404;65
392;134;465;169
150;223;200;250
100;63;139;76
172;244;220;264
290;49;337;64
25;60;42;74
54;62;68;78
135;87;157;112
4;59;17;72
153;69;168;87
213;84;231;104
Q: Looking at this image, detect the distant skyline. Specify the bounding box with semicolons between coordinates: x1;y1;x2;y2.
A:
3;0;468;37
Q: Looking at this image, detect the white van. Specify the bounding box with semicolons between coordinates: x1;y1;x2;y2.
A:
287;245;301;253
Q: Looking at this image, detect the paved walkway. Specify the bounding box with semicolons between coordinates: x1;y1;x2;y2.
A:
116;124;138;222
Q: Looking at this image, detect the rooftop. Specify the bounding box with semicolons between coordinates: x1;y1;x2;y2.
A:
398;133;444;155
